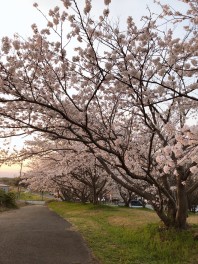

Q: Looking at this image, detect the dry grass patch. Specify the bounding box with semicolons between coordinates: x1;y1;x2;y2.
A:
108;208;159;229
108;216;134;228
187;214;198;225
70;217;101;231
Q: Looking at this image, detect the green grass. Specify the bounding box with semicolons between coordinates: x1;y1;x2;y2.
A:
17;191;46;201
48;202;198;264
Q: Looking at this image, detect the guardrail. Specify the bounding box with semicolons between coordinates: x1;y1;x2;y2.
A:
24;200;46;205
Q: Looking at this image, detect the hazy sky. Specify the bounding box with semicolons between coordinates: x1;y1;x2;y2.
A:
0;0;187;177
0;0;187;38
1;0;151;39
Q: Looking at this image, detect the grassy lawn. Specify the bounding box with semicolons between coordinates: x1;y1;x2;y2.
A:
17;192;43;201
17;191;48;201
48;202;198;264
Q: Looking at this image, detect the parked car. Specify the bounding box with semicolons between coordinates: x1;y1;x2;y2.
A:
129;200;143;208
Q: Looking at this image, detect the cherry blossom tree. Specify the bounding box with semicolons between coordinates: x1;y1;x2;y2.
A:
117;184;138;207
186;177;198;212
22;161;90;202
0;0;197;229
21;139;112;204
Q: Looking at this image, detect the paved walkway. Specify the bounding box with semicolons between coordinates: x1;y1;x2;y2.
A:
0;205;98;264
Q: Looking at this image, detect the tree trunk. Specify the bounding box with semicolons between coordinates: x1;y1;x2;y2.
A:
92;194;99;205
154;195;188;230
91;186;99;205
175;182;188;229
167;201;177;226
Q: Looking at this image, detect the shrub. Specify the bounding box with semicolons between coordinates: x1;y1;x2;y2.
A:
0;190;17;208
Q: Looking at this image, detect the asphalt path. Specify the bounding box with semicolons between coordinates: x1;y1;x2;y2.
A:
0;205;98;264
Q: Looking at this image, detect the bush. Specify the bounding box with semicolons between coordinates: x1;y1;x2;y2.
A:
0;190;17;208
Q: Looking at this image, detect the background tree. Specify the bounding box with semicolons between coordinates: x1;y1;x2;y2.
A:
21;139;112;204
117;184;138;207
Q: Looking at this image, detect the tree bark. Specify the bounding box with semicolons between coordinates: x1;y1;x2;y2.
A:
175;182;188;229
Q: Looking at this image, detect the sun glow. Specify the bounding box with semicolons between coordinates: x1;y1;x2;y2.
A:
0;164;21;178
0;160;28;178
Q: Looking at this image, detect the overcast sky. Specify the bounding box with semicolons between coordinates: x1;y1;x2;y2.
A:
0;0;187;177
0;0;187;38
